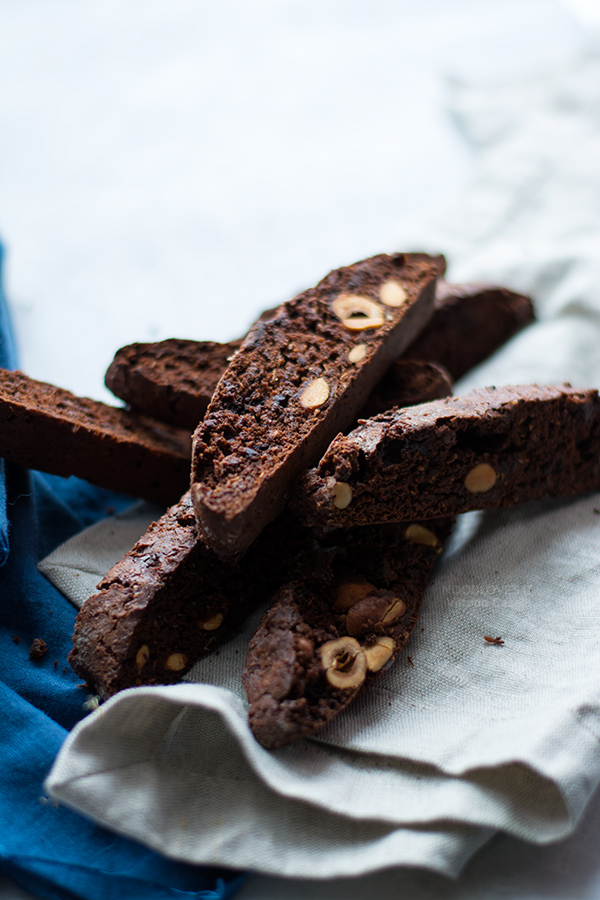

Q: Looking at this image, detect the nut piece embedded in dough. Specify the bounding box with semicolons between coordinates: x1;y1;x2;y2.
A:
300;377;330;409
332;481;353;509
166;652;188;672
464;462;497;493
334;576;378;610
405;523;442;553
347;343;367;363
363;636;395;672
198;612;224;631
135;644;150;672
346;591;407;638
331;294;385;330
379;280;408;308
320;636;367;690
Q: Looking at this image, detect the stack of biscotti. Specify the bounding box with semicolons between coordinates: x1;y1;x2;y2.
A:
67;250;560;754
15;247;592;751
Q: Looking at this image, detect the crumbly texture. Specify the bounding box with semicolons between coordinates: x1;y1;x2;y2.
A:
359;360;452;419
404;282;535;379
105;338;242;428
0;367;192;505
69;493;314;699
29;638;47;660
191;253;439;560
293;384;600;527
243;518;454;749
70;358;451;700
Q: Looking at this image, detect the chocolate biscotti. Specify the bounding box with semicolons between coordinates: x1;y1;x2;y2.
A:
69;493;313;699
105;338;243;429
243;517;454;749
293;384;600;527
191;252;440;560
404;281;534;380
0;367;191;504
104;272;531;430
70;352;453;699
104;308;281;429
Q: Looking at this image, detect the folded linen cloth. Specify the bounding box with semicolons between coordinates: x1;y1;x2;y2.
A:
44;43;600;884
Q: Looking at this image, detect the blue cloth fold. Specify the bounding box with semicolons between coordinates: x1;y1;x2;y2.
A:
0;241;245;900
0;243;17;567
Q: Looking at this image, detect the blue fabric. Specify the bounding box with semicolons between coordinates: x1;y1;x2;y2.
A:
0;243;17;567
0;243;246;900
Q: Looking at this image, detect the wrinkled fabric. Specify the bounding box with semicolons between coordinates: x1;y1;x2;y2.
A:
44;45;600;883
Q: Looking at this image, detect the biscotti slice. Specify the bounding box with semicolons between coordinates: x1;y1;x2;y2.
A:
0;367;191;504
70;357;452;700
69;493;313;699
293;384;600;527
359;360;452;419
404;282;534;380
104;306;282;429
105;338;242;429
191;252;440;560
243;517;454;749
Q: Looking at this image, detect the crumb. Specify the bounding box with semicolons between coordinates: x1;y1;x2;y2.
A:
29;638;47;660
12;635;20;644
54;661;58;668
484;635;504;645
593;508;600;515
407;656;414;667
105;505;115;515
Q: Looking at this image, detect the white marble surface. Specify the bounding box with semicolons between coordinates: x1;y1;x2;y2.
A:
0;1;597;898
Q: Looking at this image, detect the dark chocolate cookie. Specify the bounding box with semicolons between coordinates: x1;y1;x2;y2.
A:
293;384;600;527
191;252;439;560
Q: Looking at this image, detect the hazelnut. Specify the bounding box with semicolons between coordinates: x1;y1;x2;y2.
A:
464;462;497;493
198;612;224;631
363;636;395;672
332;481;352;509
379;280;408;308
347;343;367;363
381;597;407;626
332;294;385;330
405;523;442;553
135;644;150;672
320;636;367;690
300;377;330;409
166;652;188;672
334;576;377;610
346;590;407;638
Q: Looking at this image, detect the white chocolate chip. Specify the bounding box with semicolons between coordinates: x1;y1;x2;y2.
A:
135;644;150;672
347;343;367;364
198;612;224;631
405;523;442;553
465;463;497;493
332;294;385;330
300;377;330;409
166;652;188;672
332;481;353;509
379;280;408;308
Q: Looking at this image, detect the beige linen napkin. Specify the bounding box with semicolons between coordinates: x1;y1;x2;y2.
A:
44;45;600;881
